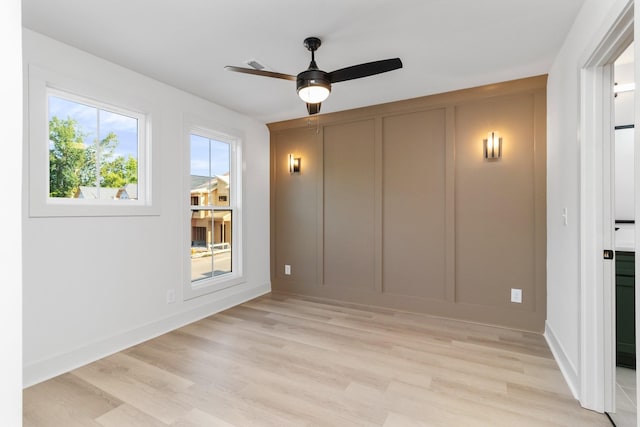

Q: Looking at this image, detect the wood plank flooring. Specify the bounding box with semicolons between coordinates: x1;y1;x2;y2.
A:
23;293;611;426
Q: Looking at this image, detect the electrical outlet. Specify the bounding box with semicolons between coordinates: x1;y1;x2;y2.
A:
284;264;291;275
166;289;176;304
511;288;522;303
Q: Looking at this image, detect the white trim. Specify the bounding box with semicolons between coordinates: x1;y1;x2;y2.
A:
545;322;579;400
601;62;617;413
27;65;160;217
46;87;148;205
1;0;22;423
23;282;270;388
634;5;640;419
579;64;607;412
577;0;634;413
183;116;245;301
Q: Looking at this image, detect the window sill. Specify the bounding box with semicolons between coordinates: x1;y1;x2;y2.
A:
184;274;245;301
29;200;160;218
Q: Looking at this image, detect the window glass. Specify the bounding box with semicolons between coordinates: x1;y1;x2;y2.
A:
190;134;232;283
48;94;139;200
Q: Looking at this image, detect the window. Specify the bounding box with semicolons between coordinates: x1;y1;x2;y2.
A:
47;91;142;202
186;126;242;298
28;66;157;217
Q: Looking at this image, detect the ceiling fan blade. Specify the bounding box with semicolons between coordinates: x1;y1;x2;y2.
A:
224;66;296;81
328;58;402;83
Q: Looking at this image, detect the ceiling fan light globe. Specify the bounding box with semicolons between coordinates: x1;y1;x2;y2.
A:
298;85;330;103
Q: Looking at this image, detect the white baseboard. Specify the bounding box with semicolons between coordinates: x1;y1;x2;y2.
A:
544;321;579;400
23;282;270;388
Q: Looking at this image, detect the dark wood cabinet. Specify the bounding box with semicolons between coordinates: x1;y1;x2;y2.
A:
616;251;636;368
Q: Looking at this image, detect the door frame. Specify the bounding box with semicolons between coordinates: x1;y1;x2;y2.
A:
579;0;634;413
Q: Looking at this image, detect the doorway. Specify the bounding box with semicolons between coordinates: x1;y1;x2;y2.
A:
608;42;637;427
577;0;635;419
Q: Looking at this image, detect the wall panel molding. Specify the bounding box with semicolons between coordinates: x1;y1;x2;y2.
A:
268;75;547;332
445;106;457;303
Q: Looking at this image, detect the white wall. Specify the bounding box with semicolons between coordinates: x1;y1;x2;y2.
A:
22;29;271;386
615;128;635;221
0;0;22;424
614;62;635;222
546;0;630;400
615;62;635;126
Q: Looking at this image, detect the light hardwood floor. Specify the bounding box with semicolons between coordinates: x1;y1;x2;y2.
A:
23;293;611;426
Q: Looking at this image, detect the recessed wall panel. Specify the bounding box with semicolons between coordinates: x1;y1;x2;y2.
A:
274;127;319;284
454;95;536;308
382;109;447;299
323;120;375;289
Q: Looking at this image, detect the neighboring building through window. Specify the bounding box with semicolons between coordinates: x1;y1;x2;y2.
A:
47;91;144;203
191;226;207;247
189;133;233;284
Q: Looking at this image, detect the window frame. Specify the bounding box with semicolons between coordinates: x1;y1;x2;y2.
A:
183;121;244;300
28;65;158;217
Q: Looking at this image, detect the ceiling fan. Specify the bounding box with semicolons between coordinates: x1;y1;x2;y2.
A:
225;37;403;115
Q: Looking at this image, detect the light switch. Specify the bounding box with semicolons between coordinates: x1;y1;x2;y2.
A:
284;264;291;275
562;208;568;226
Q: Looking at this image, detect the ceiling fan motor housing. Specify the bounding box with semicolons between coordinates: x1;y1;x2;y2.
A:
296;69;332;97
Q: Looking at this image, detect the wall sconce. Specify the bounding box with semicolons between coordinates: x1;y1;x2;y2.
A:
289;154;301;174
483;131;502;160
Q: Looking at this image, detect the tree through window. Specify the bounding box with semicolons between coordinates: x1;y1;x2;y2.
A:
48;92;141;201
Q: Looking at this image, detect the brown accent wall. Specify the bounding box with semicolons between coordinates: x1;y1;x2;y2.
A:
268;75;547;332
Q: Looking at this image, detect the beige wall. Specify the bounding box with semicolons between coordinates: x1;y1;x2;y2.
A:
268;75;546;332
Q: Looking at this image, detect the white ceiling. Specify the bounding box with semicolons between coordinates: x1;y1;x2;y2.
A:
22;0;586;124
